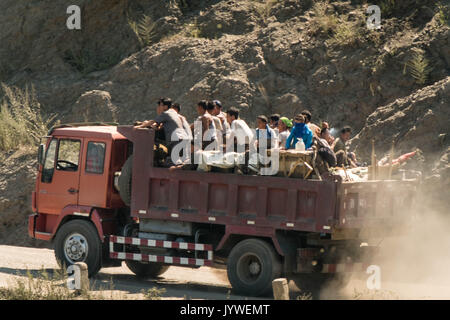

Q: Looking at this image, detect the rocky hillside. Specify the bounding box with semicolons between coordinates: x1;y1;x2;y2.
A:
0;0;449;245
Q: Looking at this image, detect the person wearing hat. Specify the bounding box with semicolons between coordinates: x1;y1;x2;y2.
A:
277;116;292;149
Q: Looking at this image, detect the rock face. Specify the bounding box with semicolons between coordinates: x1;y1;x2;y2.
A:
66;90;118;123
1;0;448;129
352;76;450;161
0;0;449;245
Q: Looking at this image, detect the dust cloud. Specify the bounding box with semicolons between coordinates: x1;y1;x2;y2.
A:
321;187;450;300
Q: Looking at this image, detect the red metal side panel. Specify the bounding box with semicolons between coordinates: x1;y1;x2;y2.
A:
140;168;336;234
117;126;338;234
336;180;418;229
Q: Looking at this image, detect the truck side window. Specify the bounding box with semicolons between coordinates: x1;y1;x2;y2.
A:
56;139;81;172
86;142;106;174
41;139;57;183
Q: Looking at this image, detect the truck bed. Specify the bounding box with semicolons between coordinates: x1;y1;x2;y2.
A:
118;126;418;238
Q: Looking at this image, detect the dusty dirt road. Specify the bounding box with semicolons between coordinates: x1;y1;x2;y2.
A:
1;245;450;300
0;245;270;300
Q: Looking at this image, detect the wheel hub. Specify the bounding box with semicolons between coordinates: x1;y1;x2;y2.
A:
64;233;88;263
237;253;263;285
249;261;261;275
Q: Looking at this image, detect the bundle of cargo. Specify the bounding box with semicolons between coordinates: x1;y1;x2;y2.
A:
267;149;315;179
368;140;418;180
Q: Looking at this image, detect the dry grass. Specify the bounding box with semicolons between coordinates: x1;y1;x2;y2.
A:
160;18;205;42
254;0;278;25
352;288;400;300
0;268;84;300
0;268;161;300
310;1;339;36
329;20;363;47
0;84;56;152
296;291;313;300
141;287;167;300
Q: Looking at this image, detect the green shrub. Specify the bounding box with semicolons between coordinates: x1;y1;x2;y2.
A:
186;18;204;38
129;14;158;47
438;1;450;26
64;48;122;75
378;0;397;16
407;51;433;85
0;84;55;152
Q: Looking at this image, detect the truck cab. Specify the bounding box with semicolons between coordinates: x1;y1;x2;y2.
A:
29;125;130;268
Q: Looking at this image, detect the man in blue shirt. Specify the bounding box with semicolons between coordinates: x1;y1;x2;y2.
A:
285;114;313;150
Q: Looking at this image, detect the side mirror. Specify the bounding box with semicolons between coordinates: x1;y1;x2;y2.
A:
38;144;45;165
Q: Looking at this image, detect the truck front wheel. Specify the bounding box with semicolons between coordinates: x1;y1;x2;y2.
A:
54;219;102;277
125;261;169;279
227;239;282;297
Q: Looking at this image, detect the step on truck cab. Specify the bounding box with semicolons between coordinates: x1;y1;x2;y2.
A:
29;124;419;296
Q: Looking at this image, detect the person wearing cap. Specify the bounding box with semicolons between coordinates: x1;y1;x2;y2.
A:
277;117;292;149
255;115;276;149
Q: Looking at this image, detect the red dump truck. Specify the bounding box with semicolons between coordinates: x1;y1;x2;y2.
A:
28;124;418;296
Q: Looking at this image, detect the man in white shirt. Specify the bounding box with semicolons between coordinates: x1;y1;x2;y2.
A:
225;107;254;153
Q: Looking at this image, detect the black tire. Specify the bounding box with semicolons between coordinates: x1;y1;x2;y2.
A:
125;260;169;279
118;155;133;206
54;219;102;277
227;239;282;296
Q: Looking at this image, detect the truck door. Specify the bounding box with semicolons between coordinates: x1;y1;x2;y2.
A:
37;137;82;214
78;140;109;208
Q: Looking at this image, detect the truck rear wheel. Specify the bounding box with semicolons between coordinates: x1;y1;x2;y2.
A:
125;261;169;279
54;219;102;277
118;155;133;206
227;239;281;297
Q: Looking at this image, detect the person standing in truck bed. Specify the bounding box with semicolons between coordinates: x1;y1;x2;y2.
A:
269;114;280;130
225;107;254;152
192;100;217;150
301;110;321;138
285;114;313;150
277;117;292;149
255;115;276;149
135;97;188;156
332;126;357;168
212;100;231;139
172;102;193;141
207;101;224;146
